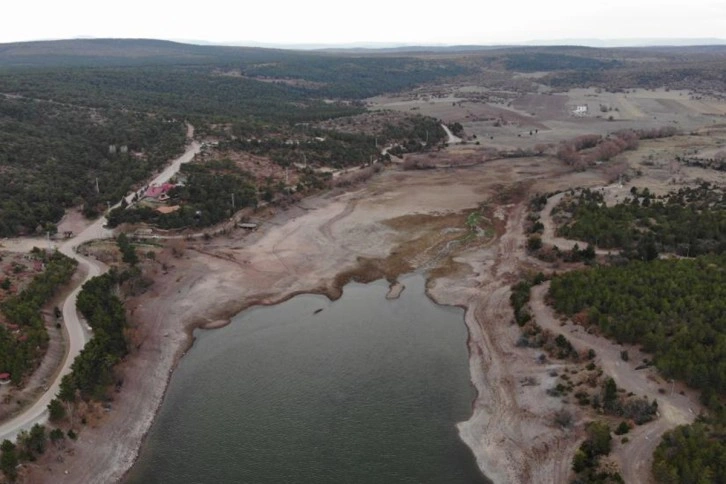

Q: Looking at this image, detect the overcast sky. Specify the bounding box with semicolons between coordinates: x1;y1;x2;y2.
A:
4;0;725;45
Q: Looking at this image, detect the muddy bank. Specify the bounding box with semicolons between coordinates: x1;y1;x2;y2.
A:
23;161;575;484
385;281;405;299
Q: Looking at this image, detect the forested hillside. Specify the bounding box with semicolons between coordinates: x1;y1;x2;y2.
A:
548;255;726;482
0;251;77;384
0;68;362;122
0;95;186;235
549;255;726;393
0;39;475;236
556;185;726;258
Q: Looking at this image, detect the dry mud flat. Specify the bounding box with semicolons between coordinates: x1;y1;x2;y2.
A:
24;152;679;484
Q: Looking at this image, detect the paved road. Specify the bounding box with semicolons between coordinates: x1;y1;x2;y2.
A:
0;130;199;442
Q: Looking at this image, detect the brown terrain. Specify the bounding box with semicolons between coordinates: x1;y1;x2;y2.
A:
11;80;726;483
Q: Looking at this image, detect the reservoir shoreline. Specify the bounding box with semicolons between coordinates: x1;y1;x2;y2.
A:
25;164;573;484
124;271;488;482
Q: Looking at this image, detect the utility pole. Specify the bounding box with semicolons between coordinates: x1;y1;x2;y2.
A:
231;193;235;210
95;177;100;194
46;231;51;251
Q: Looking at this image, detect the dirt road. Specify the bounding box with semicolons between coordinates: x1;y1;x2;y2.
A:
428;201;581;483
530;283;701;483
442;123;463;144
540;191;610;255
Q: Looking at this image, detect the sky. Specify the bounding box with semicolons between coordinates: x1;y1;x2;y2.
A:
4;0;726;46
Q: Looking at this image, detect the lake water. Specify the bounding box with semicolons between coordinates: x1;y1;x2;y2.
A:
127;274;488;483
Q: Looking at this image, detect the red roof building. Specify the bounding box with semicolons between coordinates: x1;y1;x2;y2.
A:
144;183;176;199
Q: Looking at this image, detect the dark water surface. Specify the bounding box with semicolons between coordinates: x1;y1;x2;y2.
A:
128;274;487;483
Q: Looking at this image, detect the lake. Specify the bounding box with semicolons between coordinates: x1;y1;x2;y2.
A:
128;274;487;483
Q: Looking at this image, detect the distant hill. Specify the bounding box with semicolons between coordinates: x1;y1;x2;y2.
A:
177;38;726;50
2;38;726;69
0;38;298;68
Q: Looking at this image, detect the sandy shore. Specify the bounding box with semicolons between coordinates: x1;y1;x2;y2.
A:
24;156;659;484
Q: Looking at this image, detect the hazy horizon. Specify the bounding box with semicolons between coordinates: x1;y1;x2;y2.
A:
4;0;725;46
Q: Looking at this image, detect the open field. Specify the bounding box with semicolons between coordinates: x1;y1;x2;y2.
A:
368;85;726;152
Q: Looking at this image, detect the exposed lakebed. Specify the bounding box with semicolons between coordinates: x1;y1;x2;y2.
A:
128;274;487;483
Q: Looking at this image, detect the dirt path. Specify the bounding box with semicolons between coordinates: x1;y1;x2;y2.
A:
540;192;610;255
442;123;463;145
532;186;705;482
529;283;701;483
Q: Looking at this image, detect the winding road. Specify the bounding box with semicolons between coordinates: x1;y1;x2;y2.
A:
532;190;702;482
0;128;200;442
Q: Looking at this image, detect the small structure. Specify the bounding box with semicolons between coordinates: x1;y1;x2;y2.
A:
238;223;258;230
144;183;176;200
0;373;11;385
572;105;588;117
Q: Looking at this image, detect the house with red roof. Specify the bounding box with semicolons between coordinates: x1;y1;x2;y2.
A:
0;373;11;384
144;183;176;200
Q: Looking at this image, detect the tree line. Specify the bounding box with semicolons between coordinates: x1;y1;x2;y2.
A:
549;255;726;394
57;268;129;402
0;250;77;385
556;184;726;259
556;128;677;170
0;95;186;236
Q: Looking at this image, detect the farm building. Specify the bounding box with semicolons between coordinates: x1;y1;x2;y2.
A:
572;105;588;116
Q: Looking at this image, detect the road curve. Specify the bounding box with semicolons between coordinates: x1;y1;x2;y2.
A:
441;123;462;145
0;131;200;442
